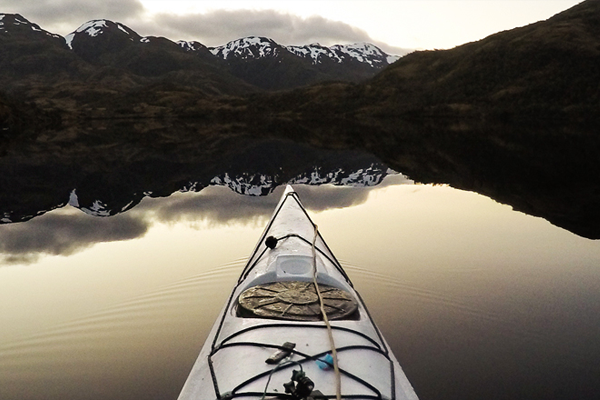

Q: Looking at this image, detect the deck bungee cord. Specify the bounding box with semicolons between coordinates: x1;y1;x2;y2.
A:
238;191;353;286
214;341;391;398
178;187;416;400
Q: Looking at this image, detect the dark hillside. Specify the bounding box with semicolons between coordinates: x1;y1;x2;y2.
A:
66;22;256;93
218;45;327;91
359;0;600;120
223;1;600;125
0;14;88;86
3;2;600;125
0;15;259;121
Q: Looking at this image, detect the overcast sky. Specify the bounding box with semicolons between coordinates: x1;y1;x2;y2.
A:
0;1;584;54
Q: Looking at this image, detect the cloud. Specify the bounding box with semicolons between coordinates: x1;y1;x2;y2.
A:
115;183;382;226
142;187;277;226
140;182;402;224
136;10;409;53
292;174;413;211
0;211;149;264
130;10;412;55
0;2;408;54
139;9;372;47
0;0;145;33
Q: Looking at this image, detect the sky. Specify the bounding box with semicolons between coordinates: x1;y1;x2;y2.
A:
0;0;585;55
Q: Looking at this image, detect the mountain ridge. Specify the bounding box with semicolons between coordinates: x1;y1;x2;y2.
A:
0;13;400;124
1;14;398;86
2;1;600;128
233;0;600;123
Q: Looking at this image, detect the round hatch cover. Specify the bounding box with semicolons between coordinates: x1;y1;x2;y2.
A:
238;281;358;321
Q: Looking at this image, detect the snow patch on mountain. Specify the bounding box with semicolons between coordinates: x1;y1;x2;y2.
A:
178;40;207;52
76;20;108;37
0;13;61;39
289;165;387;187
387;55;400;64
285;43;343;65
117;24;130;35
68;189;115;217
209;164;388;196
210;36;281;60
1;211;12;223
330;43;388;67
284;41;397;68
210;173;274;196
64;33;74;49
65;19;139;50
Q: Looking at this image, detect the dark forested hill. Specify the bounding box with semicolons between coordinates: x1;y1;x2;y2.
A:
247;0;600;123
359;0;600;120
2;1;600;127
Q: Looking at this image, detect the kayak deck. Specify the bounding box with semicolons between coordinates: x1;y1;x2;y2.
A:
177;186;418;400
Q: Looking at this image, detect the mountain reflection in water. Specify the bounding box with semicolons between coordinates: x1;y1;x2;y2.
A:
2;119;598;239
0;120;599;400
0;182;599;400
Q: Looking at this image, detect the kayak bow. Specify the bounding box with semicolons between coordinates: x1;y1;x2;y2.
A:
177;185;418;400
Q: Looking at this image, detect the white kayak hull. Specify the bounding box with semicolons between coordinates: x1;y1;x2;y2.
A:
178;186;418;400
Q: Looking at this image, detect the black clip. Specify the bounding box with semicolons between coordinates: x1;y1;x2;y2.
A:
284;369;315;399
265;342;295;364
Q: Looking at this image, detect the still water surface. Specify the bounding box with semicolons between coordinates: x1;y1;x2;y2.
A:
0;178;599;400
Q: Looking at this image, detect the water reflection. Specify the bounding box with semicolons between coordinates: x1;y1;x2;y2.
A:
0;181;599;400
2;120;599;239
0;209;148;264
0;173;411;265
1;119;600;400
0;122;391;225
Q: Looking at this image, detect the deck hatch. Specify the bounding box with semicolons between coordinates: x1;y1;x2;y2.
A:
237;281;359;321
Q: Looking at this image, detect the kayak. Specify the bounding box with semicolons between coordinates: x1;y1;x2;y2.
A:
177;185;419;400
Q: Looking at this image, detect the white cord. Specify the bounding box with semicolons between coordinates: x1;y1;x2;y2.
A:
312;224;342;400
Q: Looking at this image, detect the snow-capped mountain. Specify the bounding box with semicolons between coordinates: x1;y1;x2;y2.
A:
63;19;149;65
209;36;283;60
69;166;391;217
202;35;399;89
64;19;141;50
3;164;392;220
0;13;65;49
289;165;389;187
331;43;400;66
208;36;399;68
63;19;400;71
0;14;79;82
0;13;61;39
286;43;344;64
210;164;389;197
286;42;398;67
1;14;403;94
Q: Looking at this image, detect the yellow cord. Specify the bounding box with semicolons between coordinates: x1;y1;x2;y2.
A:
312;224;342;400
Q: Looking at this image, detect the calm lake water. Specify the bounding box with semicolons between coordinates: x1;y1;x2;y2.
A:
0;175;599;400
